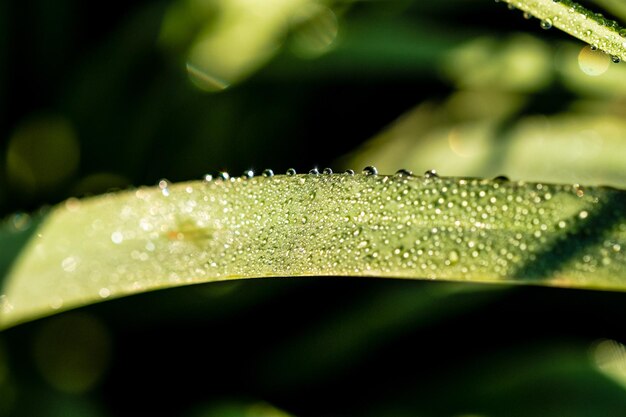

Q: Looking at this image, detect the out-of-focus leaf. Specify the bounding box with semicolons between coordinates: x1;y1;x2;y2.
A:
441;34;552;93
264;15;462;80
1;173;625;329
595;0;626;21
162;0;314;91
362;342;626;417
344;98;626;188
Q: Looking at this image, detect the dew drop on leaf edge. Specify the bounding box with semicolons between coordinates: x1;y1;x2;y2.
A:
540;19;552;30
362;166;378;176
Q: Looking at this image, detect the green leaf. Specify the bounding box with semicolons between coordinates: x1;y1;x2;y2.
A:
1;172;625;329
343;97;626;189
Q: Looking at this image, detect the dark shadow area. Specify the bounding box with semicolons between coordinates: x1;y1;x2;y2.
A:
7;278;626;417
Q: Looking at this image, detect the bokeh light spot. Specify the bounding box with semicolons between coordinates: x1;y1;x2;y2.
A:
6;114;79;197
33;313;111;394
578;45;610;76
592;338;626;390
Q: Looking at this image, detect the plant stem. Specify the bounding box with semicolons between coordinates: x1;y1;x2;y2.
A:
500;0;626;61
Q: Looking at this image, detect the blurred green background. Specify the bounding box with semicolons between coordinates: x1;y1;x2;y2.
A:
2;0;626;416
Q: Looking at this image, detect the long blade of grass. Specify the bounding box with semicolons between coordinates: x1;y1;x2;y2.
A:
501;0;626;61
1;172;625;329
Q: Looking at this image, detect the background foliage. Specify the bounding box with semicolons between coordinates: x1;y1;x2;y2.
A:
1;0;626;416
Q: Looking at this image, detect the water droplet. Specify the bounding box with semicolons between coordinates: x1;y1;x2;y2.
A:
65;198;81;212
579;210;589;219
98;288;111;298
242;169;254;179
590;45;598;51
493;175;510;182
395;169;413;177
61;256;78;272
309;168;320;175
611;55;621;64
218;172;230;181
203;174;213;182
9;212;31;231
448;250;459;264
323;168;333;175
0;295;14;313
362;166;378;176
540;19;552;29
158;179;170;196
111;231;123;244
286;168;297;176
344;169;355;175
523;12;532;19
424;169;439;179
619;29;626;38
262;169;274;177
574;184;585;197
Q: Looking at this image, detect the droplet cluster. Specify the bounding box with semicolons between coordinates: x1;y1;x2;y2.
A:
2;167;625;328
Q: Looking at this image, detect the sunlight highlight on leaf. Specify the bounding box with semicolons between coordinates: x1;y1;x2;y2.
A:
1;172;625;329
